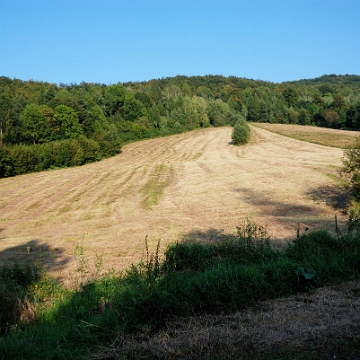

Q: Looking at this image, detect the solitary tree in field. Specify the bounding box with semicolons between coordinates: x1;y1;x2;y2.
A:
232;120;250;145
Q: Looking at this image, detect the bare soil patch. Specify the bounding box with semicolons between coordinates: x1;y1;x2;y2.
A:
0;126;349;282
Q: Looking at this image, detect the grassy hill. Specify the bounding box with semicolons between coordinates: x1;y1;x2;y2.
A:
1;125;360;359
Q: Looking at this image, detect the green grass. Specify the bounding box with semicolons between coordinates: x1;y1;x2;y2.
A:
1;217;360;359
142;164;173;208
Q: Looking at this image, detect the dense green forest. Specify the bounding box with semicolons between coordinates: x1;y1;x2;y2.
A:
0;74;360;177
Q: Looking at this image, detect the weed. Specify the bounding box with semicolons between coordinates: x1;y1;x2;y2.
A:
163;241;213;272
236;217;269;242
295;266;317;291
144;236;161;287
0;261;43;334
94;253;104;278
348;206;360;235
73;241;90;287
163;219;277;273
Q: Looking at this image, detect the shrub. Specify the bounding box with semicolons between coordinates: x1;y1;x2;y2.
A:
232;121;250;145
212;114;227;127
0;146;11;177
342;137;360;196
8;144;45;175
77;136;101;163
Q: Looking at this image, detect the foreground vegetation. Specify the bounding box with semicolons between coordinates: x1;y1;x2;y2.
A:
1;216;360;359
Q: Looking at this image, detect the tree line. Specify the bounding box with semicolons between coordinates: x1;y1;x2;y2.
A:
0;74;360;177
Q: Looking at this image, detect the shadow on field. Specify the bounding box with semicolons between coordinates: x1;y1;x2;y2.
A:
181;228;239;244
234;186;348;237
0;240;71;338
305;185;350;212
0;239;70;273
236;187;318;217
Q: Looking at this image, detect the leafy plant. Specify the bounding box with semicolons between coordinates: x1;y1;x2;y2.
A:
297;266;316;280
341;137;360;197
0;262;43;334
296;266;317;290
348;207;360;235
144;237;161;287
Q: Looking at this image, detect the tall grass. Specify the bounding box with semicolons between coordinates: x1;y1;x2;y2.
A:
1;219;360;359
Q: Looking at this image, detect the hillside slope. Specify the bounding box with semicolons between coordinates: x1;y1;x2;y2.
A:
0;126;348;281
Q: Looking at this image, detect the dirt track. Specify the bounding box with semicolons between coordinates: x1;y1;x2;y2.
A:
0;126;347;280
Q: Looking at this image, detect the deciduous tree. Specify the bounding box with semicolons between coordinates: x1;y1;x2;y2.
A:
20;103;51;144
54;105;83;139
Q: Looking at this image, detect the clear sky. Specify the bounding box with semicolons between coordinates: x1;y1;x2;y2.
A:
1;0;359;85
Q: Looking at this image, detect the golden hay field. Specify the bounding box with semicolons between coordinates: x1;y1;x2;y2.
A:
251;122;360;148
0;125;353;283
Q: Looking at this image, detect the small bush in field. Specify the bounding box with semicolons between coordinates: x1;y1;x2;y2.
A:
342;137;360;197
232;120;250;145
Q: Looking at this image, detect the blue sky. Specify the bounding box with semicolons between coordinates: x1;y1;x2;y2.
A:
1;0;359;85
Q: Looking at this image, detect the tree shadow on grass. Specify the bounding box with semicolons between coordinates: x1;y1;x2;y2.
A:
181;228;239;244
236;187;318;217
0;239;70;273
233;185;349;239
0;239;71;338
305;185;350;213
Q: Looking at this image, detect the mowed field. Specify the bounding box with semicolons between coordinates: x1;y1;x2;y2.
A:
0;126;356;282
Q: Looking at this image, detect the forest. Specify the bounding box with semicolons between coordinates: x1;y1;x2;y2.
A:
0;74;360;177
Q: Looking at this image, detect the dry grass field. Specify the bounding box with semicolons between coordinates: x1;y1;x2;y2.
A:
251;122;360;148
0;125;351;283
